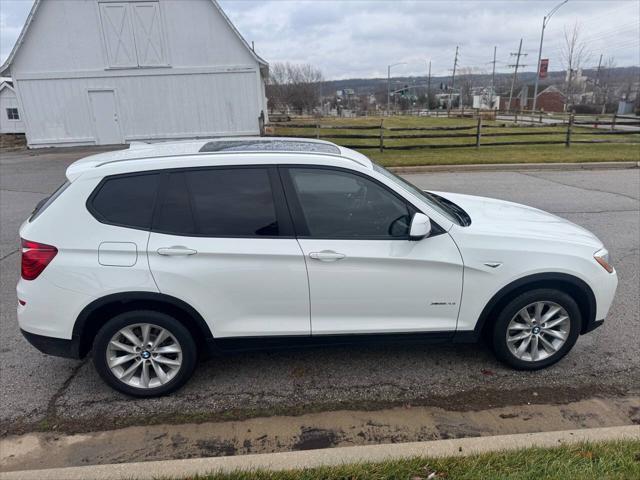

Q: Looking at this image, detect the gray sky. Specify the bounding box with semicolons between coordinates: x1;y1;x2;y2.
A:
1;0;638;79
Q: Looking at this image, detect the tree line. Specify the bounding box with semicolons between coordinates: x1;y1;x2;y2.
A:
266;62;324;115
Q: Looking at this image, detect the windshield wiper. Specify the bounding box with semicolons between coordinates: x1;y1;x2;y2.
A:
430;193;471;226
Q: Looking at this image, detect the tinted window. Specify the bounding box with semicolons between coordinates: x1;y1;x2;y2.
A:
155;172;196;235
155;168;279;237
91;174;160;229
288;168;411;238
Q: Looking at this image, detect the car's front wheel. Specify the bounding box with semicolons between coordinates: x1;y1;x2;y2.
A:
93;310;197;397
492;289;582;370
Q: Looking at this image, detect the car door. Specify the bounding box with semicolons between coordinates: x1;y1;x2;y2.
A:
281;166;463;335
147;166;310;338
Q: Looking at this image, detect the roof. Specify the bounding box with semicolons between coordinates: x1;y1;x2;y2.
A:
0;81;15;93
537;85;565;98
199;139;341;154
65;137;373;180
0;0;268;76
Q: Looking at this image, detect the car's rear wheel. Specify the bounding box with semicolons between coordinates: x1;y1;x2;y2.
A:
93;310;197;397
491;289;582;370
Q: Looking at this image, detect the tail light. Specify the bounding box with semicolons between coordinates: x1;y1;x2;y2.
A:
21;239;58;280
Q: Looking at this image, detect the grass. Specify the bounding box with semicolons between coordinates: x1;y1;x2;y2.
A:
270;116;640;166
177;440;640;480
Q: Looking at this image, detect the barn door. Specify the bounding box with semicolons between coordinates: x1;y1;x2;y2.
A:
88;90;123;145
99;3;137;68
131;2;167;66
99;2;167;68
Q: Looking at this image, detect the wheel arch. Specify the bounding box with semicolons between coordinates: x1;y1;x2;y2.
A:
470;273;597;340
73;292;213;358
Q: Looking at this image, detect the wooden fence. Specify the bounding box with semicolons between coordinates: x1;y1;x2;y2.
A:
267;114;639;152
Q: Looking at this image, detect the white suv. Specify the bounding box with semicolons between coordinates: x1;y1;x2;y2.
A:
18;138;618;397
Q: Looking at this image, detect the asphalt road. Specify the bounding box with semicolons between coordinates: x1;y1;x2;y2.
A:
1;147;638;435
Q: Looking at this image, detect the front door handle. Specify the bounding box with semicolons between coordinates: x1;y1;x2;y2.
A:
157;246;197;256
309;250;346;262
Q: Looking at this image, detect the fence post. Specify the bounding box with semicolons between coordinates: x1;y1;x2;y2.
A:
565;113;574;148
611;114;617;131
514;112;518;124
476;115;482;148
316;122;320;139
539;112;543;123
379;119;384;153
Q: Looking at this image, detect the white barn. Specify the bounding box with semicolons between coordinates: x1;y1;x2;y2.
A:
0;0;268;147
0;81;26;134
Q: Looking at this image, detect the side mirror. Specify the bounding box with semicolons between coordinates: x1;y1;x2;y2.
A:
409;213;432;240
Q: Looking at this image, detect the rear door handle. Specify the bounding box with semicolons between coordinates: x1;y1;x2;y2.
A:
309;250;346;262
157;246;197;256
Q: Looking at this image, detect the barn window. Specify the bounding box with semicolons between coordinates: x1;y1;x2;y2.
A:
6;108;19;120
99;1;168;68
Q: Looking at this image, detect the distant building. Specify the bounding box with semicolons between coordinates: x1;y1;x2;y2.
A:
472;88;500;110
336;88;355;98
0;0;268;148
617;100;635;115
0;80;25;134
534;86;566;112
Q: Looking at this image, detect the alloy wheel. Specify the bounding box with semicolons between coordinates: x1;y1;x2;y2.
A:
106;323;183;389
506;301;571;362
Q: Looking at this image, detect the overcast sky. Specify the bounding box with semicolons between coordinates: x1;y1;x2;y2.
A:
1;0;638;79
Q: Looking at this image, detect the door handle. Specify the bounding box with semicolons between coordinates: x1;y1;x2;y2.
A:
157;246;197;256
309;250;346;262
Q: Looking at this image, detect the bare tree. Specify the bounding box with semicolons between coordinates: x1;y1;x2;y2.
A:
266;62;324;115
266;63;288;113
457;67;475;107
599;56;616;113
561;22;591;110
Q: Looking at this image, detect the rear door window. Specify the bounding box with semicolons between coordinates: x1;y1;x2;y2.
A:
155;168;281;237
89;173;160;229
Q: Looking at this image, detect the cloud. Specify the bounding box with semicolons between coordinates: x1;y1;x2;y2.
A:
1;0;638;79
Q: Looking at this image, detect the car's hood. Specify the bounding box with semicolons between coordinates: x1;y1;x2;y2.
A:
431;191;603;248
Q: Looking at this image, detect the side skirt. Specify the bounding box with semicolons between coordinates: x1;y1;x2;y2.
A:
206;331;463;355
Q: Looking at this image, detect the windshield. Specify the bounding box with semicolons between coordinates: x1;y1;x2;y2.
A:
373;163;464;225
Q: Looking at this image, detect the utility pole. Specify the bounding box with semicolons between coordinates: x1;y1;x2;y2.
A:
507;38;527;111
532;0;568;112
387;65;391;115
427;60;432;109
489;46;497;108
450;46;459;109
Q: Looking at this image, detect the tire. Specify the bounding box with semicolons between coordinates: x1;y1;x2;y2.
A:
92;310;197;397
491;289;582;370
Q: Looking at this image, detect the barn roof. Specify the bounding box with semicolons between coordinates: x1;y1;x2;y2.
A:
0;81;16;94
0;0;268;76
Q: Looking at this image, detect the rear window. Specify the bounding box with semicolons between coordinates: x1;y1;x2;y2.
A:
155;168;279;237
30;181;70;222
89;173;160;229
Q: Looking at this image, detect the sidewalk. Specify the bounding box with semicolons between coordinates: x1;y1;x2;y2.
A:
1;425;638;480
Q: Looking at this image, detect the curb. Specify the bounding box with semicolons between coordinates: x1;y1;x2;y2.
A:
2;425;638;480
388;161;639;174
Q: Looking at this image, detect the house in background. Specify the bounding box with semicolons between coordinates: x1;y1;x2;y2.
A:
533;86;566;112
0;0;268;148
0;80;25;134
